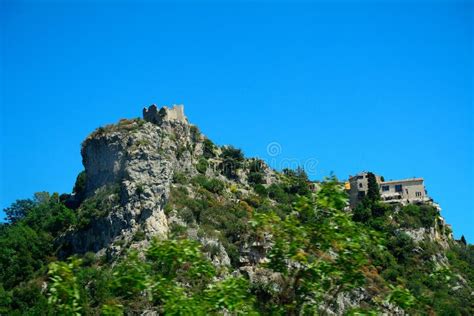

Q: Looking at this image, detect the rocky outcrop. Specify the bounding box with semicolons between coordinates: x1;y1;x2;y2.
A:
401;216;453;250
62;105;202;256
61;104;277;258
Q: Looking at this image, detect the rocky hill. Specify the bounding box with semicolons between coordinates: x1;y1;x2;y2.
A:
0;104;472;315
60;104;277;259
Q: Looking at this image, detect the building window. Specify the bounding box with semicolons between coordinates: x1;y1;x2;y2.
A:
416;192;422;197
381;185;389;192
395;184;403;192
359;183;363;188
358;191;365;199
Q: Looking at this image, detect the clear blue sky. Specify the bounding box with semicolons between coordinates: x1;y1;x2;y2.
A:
1;1;472;240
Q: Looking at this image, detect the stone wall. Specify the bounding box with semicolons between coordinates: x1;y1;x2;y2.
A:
143;104;188;125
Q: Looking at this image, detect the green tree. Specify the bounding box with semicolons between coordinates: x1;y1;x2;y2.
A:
250;177;379;314
0;224;52;289
2;199;35;223
366;172;380;202
282;167;311;196
220;146;245;179
0;193;76;291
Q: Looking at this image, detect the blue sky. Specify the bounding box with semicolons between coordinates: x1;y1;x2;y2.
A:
1;1;472;240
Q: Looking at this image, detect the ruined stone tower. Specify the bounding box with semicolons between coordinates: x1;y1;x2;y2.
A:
143;104;188;125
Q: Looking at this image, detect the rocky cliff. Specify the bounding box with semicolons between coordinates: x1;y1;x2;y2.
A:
2;104;472;315
61;104;276;258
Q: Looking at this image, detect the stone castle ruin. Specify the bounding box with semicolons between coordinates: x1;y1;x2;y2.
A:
143;104;188;125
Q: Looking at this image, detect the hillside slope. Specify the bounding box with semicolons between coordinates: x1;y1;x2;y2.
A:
1;105;472;315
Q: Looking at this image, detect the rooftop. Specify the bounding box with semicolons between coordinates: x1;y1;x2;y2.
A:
381;178;424;185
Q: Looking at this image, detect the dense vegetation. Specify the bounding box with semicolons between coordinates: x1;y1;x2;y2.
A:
1;169;473;314
351;189;473;315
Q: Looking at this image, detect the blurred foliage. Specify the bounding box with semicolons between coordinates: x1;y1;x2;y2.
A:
351;188;474;315
1;173;472;315
44;238;257;315
48;258;83;315
249;177;383;314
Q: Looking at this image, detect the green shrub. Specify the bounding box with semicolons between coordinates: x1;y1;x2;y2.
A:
172;172;187;184
353;204;371;223
76;185;120;229
86;119;145;141
192;176;225;194
191;175;208;187
202;243;221;258
135;183;145;195
176;145;187;159
372;202;391;217
179;209;195;224
381;267;400;282
190;125;200;142
248;172;264;185
395;204;439;229
248;159;264;173
81;252;97;267
164;203;173;215
254;184;267;197
204;179;225;194
202;139;216;159
247;160;266;185
196;158;208;174
387;285;416;310
219;146;244;179
281;167;311;196
132;230;146;242
197;225;220;239
388;232;415;264
8;281;50;314
267;183;289;204
169;223;187;238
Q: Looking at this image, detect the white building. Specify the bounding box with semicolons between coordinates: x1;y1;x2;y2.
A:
347;172;438;209
379;178;429;204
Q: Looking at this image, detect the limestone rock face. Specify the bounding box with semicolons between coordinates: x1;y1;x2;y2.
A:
62;106;202;256
61;103;278;259
400;216;453;250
